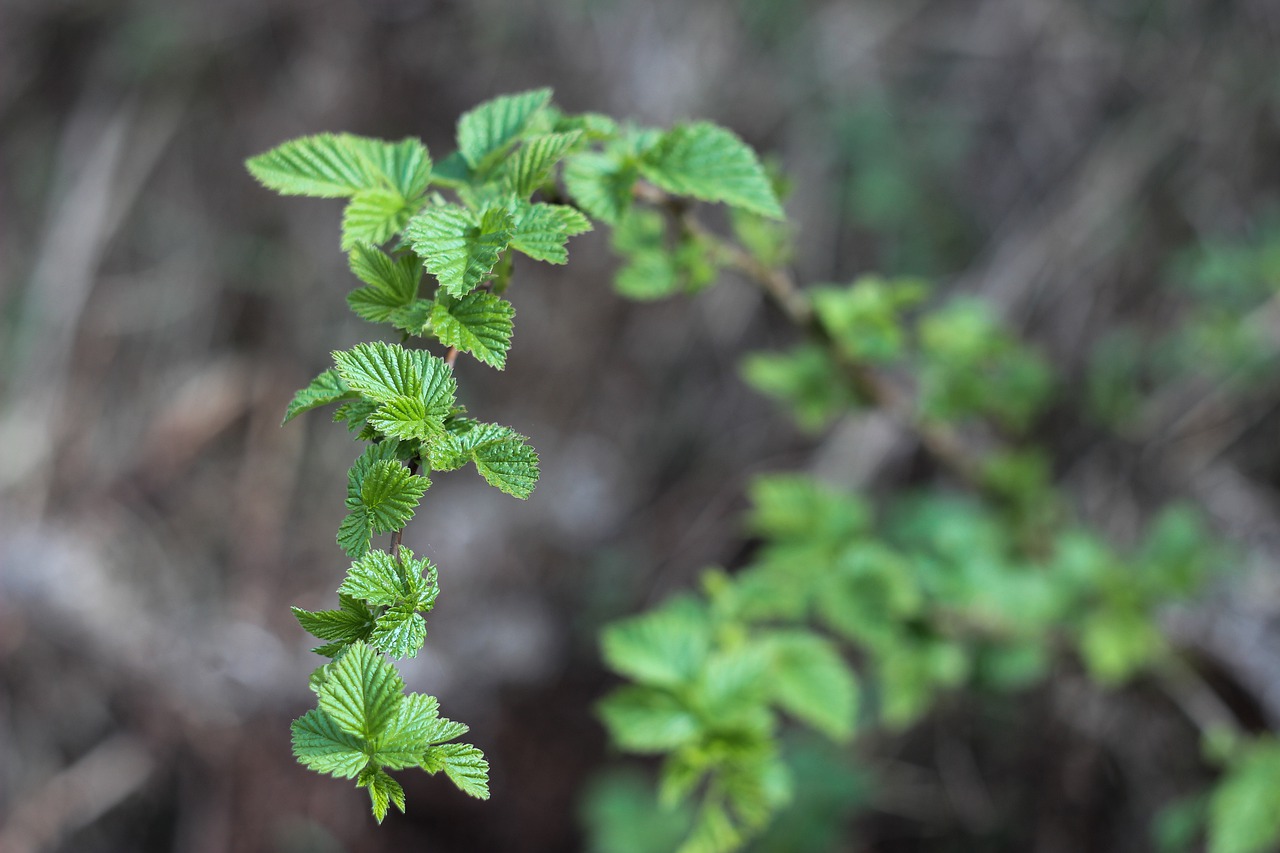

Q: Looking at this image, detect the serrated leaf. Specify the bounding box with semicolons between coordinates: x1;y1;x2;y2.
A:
292;596;375;644
641;122;782;218
338;549;404;606
356;460;430;533
334;342;425;401
358;766;406;824
457;88;553;171
563;152;636;225
284;369;358;424
317;642;404;741
502;131;582;196
341;188;415;250
371;603;427;659
422;742;491;800
763;630;858;741
406;204;515;297
346;247;422;323
598;686;701;753
246;133;380;198
602;597;712;688
347;136;432;198
436;422;539;498
369;396;438;441
509;201;592;264
291;709;369;778
431;291;515;369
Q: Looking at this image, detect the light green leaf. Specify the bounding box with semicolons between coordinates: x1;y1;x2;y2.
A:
435;422;539;498
741;344;858;432
678;801;741;853
509;201;592;264
763;630;858;741
338;549;404;606
284;369;358;424
358;766;406;824
369;395;439;441
357;461;431;533
406;204;515;297
346;136;432;198
346;246;422;324
291;709;368;778
502;131;582;196
373;692;440;768
246;133;379;198
317;641;403;741
371;603;427;659
341;188;415;250
292;595;376;645
598;686;701;753
422;742;492;800
457;88;553;170
602;597;712;688
1208;739;1280;853
334;341;426;401
431;292;515;369
641;122;782;218
563;151;636;224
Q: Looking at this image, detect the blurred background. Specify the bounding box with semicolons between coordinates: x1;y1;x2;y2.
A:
4;0;1280;850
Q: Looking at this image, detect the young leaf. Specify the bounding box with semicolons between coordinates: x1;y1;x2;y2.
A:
317;641;404;742
430;422;539;498
346;136;433;198
602;597;712;689
284;369;358;424
293;595;376;648
341;188;416;250
640;123;783;219
509;201;593;265
431;291;516;369
406;204;515;297
346;246;422;324
762;630;858;741
292;708;369;778
501;131;582;196
563;151;636;225
679;801;742;853
597;687;701;753
421;742;492;800
371;603;428;659
339;443;431;557
359;767;407;824
331;343;457;442
246;133;380;198
457;88;553;171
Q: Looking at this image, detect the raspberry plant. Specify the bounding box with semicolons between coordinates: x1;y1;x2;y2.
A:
250;90;1280;852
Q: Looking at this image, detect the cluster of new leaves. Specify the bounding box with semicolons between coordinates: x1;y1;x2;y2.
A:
250;88;788;824
294;642;488;822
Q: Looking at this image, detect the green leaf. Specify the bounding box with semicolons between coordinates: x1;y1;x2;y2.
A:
246;133;380;198
602;597;712;688
347;136;432;198
292;595;376;646
406;204;515;297
339;444;431;557
422;742;491;800
317;642;404;741
430;291;515;369
641;122;783;218
457;88;553;171
740;344;858;432
763;630;858;741
346;246;422;323
564;151;636;225
1208;739;1280;853
430;422;539;498
598;687;701;753
502;131;582;196
247;133;431;200
332;343;457;442
284;369;358;424
373;692;442;768
509;201;592;265
356;765;407;824
341;189;416;250
291;709;369;778
371;603;427;659
678;801;741;853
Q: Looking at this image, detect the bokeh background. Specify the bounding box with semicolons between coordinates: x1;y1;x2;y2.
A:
4;0;1280;850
